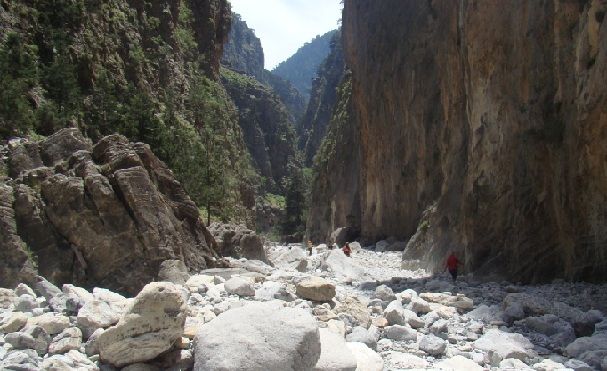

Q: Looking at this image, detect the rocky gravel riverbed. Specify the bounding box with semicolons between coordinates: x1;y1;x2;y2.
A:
1;242;607;370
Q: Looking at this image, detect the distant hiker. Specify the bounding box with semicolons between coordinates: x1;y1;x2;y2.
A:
342;242;352;257
307;240;313;256
444;251;463;281
327;239;335;250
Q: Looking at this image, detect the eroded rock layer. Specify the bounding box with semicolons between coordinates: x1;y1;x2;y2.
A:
312;0;607;281
0;129;218;294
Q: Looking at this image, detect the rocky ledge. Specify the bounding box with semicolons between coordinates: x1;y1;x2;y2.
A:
0;129;219;295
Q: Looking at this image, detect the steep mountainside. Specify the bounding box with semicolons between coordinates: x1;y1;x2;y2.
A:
221;68;297;193
311;0;607;282
0;0;254;222
221;13;264;80
221;12;306;126
272;30;337;100
299;30;346;166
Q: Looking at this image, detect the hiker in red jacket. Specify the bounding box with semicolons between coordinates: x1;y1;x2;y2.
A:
342;242;352;257
444;252;463;282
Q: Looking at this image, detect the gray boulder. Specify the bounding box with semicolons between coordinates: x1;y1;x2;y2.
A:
320;250;366;281
194;301;321;370
209;223;270;264
473;329;535;365
97;282;187;367
295;276;336;302
346;326;377;350
385;325;418;342
157;259;190;285
224;277;255;297
418;334;447;356
48;327;82;354
373;285;396;302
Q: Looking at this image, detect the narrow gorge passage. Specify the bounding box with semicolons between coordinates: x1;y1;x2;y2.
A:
1;0;606;370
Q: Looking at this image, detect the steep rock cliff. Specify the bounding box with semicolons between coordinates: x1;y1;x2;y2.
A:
221;12;306;124
221;68;298;193
272;30;338;99
0;129;219;294
221;13;264;80
306;74;360;244
299;30;346;167
312;0;607;282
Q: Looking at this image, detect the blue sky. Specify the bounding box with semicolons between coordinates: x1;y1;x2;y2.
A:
229;0;343;69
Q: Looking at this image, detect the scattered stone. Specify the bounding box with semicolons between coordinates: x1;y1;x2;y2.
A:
386;352;428;369
15;294;38;312
419;292;474;310
255;281;295;302
385;325;418;342
157;259;190;285
27;312;70;336
224;277;255;297
346;342;384;371
14;284;36;297
97;282;187;367
435;355;484;370
473;329;535;365
314;328;357;371
77;299;120;338
334;296;371;328
296;276;336;302
564;358;594;371
532;358;568;371
0;288;17;310
373;285;397;302
499;358;533;370
346;326;377;350
84;328;104;356
48;327;82;354
410;297;431;314
372;317;388;328
418;334;447;356
6;325;50;355
0;312;29;333
327;319;346;338
517;314;576;347
321;250;366;281
194;301;321;370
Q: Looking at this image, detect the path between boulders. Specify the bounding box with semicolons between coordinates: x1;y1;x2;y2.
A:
1;243;606;370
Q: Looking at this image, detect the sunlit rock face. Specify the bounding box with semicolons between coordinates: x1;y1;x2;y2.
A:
312;0;607;281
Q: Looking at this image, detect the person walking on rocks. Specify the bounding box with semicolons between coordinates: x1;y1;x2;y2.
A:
307;240;313;256
342;242;352;257
444;251;463;281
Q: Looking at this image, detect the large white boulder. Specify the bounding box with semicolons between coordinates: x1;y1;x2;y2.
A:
97;282;186;367
194;301;321;371
224;277;255;297
321;250;366;281
435;355;484;370
345;342;384;371
314;328;357;371
76;299;120;338
473;329;535;365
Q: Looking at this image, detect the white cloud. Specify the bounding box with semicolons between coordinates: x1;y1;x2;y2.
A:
228;0;342;69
